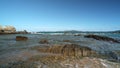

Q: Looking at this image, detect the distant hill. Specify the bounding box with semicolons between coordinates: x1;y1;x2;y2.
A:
37;30;120;33
37;30;83;33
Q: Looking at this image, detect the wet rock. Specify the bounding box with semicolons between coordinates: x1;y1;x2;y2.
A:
39;39;49;44
37;44;96;57
84;35;120;43
16;36;28;41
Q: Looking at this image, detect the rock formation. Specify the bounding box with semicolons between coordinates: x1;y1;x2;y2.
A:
0;25;16;33
0;25;3;32
4;26;16;32
36;44;96;57
0;25;3;30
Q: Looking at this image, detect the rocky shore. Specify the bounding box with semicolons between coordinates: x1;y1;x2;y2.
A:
0;34;120;68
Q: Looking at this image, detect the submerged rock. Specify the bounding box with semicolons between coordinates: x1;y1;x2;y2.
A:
84;35;120;43
39;39;49;44
63;40;71;42
74;34;82;36
16;36;28;41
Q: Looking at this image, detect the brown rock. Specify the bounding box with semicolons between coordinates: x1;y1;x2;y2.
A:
16;36;28;41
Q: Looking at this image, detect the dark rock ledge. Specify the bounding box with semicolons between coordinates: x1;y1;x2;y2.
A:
84;34;120;43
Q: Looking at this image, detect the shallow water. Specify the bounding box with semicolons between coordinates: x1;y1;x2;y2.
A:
0;33;120;52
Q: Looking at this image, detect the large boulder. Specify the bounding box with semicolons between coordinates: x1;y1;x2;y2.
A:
16;36;28;41
84;35;120;43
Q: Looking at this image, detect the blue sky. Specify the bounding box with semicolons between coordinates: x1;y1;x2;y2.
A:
0;0;120;31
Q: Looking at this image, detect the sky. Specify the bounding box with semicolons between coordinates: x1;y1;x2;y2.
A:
0;0;120;32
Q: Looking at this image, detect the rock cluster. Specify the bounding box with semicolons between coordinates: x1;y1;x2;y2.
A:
84;35;120;43
16;36;28;41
